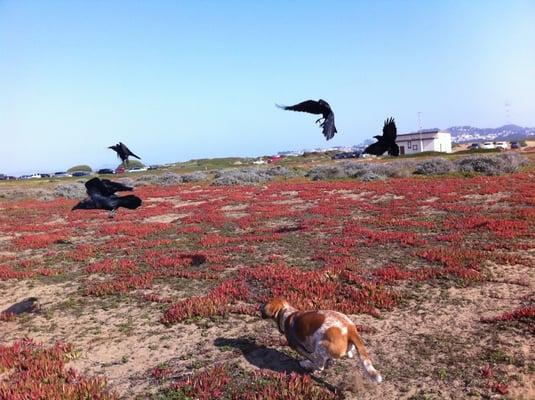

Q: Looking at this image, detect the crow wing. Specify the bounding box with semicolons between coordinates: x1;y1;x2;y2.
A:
109;143;126;161
119;142;141;160
277;100;328;115
363;141;388;156
85;177;113;197
382;118;397;143
322;112;337;140
101;179;133;194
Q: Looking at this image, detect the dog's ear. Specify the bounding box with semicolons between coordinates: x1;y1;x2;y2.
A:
263;297;287;318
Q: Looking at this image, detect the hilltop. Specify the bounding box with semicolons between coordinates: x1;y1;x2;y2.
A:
447;124;535;143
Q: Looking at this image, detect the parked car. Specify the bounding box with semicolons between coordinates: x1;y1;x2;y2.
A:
97;168;114;174
494;141;508;150
468;143;480;150
71;171;90;177
480;142;495;149
0;174;6;180
39;173;51;178
54;172;71;177
148;164;162;170
332;151;361;160
510;141;521;149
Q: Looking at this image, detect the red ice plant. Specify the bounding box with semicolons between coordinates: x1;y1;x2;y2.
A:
0;339;117;399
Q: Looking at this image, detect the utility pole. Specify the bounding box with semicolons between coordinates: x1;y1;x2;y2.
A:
505;101;511;124
417;112;423;152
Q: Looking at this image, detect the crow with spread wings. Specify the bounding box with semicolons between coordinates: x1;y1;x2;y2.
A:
108;142;141;165
363;118;400;156
72;177;142;218
277;99;337;140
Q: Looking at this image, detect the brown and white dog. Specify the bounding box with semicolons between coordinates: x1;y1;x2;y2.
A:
260;297;383;383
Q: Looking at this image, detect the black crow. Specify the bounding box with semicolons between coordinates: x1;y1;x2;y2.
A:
100;178;134;194
72;177;142;218
277;99;337;140
363;118;400;156
2;297;38;316
108;142;141;165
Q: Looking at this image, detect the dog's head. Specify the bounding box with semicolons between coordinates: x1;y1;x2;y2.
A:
260;297;289;320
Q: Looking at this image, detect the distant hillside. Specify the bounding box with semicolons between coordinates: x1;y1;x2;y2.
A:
447;124;535;143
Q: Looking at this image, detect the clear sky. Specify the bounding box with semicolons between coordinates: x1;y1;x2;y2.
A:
1;0;534;175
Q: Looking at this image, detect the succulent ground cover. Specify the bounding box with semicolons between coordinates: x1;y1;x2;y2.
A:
0;161;534;399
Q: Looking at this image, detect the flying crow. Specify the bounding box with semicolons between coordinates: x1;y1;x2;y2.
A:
363;118;400;156
277;99;337;140
72;177;141;218
109;142;141;165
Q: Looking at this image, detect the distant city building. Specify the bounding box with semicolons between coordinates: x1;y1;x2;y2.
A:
396;129;452;155
277;151;303;157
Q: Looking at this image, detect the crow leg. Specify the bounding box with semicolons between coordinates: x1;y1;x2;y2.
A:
108;209;116;219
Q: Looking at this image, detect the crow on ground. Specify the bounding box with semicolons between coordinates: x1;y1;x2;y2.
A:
1;297;38;316
277;99;337;140
108;142;141;165
363;118;400;156
72;177;141;218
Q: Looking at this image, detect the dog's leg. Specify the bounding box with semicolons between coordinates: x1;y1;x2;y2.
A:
299;348;329;372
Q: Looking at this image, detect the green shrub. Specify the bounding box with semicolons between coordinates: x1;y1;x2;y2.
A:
67;165;92;173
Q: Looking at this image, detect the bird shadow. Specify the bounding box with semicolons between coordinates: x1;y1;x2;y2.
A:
214;336;340;395
274;226;304;234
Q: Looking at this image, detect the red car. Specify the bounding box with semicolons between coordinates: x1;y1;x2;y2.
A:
267;156;282;164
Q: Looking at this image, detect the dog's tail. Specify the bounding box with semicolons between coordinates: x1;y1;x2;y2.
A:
348;327;383;383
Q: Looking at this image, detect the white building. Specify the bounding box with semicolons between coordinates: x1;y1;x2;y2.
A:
396;129;452;155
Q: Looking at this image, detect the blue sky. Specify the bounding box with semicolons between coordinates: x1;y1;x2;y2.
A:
1;1;534;175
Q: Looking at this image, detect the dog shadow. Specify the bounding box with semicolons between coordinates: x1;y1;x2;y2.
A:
214;336;304;374
214;337;340;395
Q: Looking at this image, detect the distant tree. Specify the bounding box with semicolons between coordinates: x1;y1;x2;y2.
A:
520;140;528;147
122;160;145;169
67;165;92;173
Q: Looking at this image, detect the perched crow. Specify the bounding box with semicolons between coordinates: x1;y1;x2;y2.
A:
72;177;142;218
363;118;400;156
2;297;38;316
277;99;337;140
108;142;141;165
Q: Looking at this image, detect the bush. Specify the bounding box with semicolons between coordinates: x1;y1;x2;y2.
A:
135;172;183;186
67;165;92;173
456;153;528;175
414;158;454;175
212;167;296;185
124;160;145;169
181;171;209;183
0;188;54;201
53;183;86;199
306;160;415;181
305;165;347;181
360;171;386;181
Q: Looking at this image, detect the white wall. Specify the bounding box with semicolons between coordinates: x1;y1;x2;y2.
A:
397;132;452;154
